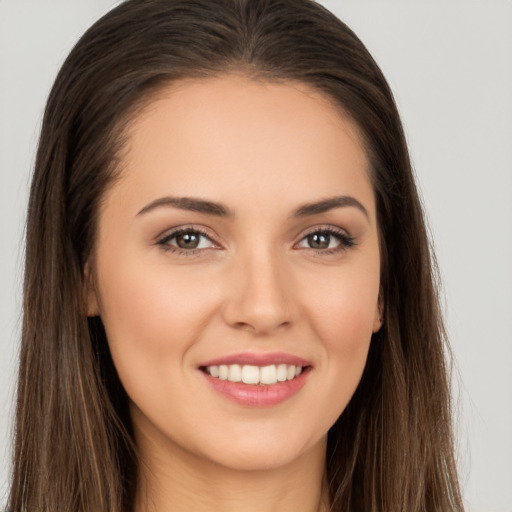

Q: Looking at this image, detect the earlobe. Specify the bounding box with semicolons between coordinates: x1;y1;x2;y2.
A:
372;295;384;333
85;263;100;317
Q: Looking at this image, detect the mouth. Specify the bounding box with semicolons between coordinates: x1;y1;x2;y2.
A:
201;363;307;386
198;352;312;406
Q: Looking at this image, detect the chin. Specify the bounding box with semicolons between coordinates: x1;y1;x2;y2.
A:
192;431;326;473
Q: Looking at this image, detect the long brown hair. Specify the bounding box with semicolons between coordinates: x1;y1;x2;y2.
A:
10;0;464;510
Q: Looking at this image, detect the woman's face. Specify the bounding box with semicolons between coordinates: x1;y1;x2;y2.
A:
89;75;381;472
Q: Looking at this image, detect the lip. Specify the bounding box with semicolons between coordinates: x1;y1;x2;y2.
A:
199;351;311;368
198;352;312;407
201;367;310;407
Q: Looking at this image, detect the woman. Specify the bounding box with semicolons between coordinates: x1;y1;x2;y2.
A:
9;0;464;511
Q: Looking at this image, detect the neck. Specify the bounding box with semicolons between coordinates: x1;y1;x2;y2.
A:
133;427;330;512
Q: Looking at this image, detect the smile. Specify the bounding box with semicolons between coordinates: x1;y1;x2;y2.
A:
204;363;303;385
199;352;312;406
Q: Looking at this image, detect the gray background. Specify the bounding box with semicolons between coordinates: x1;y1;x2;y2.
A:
1;1;511;510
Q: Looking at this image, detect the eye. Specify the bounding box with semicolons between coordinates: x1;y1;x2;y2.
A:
157;227;217;253
295;228;356;253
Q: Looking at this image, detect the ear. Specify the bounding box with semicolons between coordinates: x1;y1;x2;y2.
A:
85;262;100;317
372;293;384;333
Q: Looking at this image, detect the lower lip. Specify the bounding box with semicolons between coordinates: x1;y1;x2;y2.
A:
201;369;310;407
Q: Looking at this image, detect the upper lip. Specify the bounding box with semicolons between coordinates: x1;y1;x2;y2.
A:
199;352;311;368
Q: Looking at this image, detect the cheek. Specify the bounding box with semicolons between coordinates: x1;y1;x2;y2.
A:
317;290;374;387
306;261;380;347
94;254;218;387
299;257;379;410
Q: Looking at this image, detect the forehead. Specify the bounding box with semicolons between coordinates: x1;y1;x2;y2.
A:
108;74;375;220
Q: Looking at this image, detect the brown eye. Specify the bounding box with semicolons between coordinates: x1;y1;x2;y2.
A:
306;232;331;250
158;228;216;252
296;228;356;253
175;232;201;249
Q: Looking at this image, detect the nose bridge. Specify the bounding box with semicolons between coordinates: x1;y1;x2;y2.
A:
223;242;292;334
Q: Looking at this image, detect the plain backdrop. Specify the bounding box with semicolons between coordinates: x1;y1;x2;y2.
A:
1;1;511;511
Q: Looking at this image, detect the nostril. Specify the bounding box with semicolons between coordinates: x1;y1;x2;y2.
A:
230;319;291;335
221;262;293;327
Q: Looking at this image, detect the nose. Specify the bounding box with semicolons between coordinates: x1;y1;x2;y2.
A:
222;247;293;335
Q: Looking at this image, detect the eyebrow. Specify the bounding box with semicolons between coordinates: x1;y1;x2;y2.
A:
137;194;369;219
293;196;369;219
137;196;234;217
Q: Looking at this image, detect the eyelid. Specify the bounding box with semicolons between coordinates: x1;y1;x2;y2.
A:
154;223;356;256
156;225;222;253
293;225;357;253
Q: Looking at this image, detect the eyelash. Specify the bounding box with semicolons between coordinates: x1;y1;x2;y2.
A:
156;226;356;256
296;226;357;255
157;226;216;256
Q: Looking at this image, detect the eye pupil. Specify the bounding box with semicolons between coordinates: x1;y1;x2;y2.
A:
176;232;200;249
308;232;330;249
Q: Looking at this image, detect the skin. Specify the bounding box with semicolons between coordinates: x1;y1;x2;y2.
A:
88;75;382;512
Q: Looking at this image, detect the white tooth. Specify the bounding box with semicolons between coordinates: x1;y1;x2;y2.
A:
295;366;302;377
242;365;260;385
219;365;229;380
228;364;242;382
260;365;277;385
209;365;219;378
276;364;288;382
287;365;296;380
